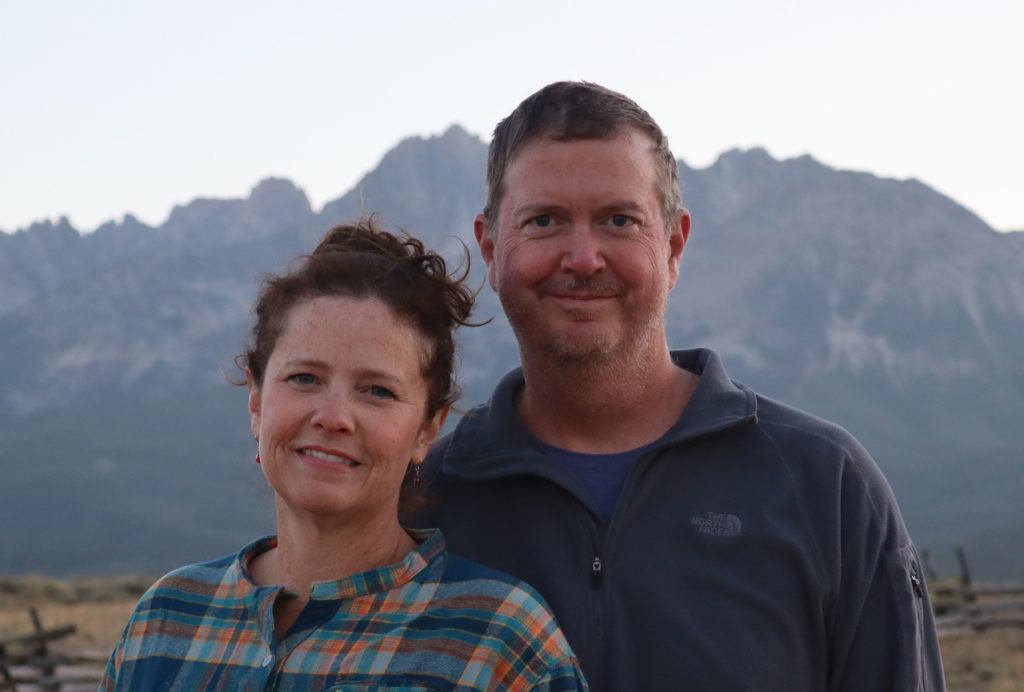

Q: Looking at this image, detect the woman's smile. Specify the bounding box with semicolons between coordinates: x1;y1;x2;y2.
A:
298;447;360;467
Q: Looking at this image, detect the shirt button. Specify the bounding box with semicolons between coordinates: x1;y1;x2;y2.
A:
262;653;273;667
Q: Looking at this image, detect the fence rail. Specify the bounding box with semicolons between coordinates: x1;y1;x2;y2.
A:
932;585;1024;636
0;609;103;691
925;547;1024;636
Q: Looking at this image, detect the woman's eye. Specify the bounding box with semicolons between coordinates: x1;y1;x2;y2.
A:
288;373;317;386
369;385;397;400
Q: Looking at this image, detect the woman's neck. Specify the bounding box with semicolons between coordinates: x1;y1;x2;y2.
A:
249;508;415;637
249;507;413;593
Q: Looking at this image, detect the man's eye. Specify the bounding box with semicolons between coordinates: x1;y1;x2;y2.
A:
288;373;317;385
609;214;634;227
530;215;553;228
369;385;397;400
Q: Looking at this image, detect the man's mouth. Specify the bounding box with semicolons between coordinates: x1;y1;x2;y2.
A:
552;293;613;300
543;278;621;301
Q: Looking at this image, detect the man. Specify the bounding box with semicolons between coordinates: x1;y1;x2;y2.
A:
420;81;945;691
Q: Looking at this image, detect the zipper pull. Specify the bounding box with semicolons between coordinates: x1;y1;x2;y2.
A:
591;556;603;588
911;572;924;598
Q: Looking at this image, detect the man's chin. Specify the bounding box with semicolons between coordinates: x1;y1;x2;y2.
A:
506;313;622;364
547;331;618;364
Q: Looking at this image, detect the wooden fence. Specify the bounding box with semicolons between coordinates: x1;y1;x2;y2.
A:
0;608;103;691
931;581;1024;636
924;547;1024;636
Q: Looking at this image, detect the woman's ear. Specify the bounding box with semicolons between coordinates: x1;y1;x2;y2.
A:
246;368;261;439
413;405;450;461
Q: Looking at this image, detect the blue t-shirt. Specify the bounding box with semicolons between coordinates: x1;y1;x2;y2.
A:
538;440;659;520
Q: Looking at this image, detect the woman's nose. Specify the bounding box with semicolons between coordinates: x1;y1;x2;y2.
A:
311;393;355;432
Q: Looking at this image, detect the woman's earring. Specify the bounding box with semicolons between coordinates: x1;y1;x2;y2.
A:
413;463;421;487
255;438;261;465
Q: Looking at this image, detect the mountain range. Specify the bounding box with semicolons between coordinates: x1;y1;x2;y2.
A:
1;125;1021;579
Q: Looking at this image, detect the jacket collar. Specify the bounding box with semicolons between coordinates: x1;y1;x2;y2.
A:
440;348;757;480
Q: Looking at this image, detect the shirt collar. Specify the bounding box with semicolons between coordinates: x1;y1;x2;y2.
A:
230;528;444;601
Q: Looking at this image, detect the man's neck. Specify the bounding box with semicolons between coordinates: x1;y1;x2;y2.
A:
517;346;698;454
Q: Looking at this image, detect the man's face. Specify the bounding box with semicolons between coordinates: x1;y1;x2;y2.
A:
476;129;689;367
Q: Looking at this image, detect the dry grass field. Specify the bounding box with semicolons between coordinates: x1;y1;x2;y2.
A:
0;575;149;652
1;575;1022;690
940;628;1024;691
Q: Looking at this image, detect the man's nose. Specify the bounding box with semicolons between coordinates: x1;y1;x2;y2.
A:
559;224;606;275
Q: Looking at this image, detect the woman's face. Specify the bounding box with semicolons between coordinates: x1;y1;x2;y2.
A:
247;295;446;526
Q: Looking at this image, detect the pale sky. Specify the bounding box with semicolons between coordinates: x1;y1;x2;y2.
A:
2;0;1022;234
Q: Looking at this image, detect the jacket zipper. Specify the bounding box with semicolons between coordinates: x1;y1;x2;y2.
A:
591;556;603;589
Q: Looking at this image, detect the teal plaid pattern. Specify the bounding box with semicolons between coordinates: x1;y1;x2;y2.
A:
102;529;587;690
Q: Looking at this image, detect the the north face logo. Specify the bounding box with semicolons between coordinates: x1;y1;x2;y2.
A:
690;511;742;537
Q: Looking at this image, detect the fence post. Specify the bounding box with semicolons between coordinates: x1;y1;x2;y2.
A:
955;546;976;603
921;549;939;581
29;608;60;692
0;642;17;692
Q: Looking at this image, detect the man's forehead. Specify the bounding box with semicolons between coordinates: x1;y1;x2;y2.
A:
504;132;659;187
511;127;655;160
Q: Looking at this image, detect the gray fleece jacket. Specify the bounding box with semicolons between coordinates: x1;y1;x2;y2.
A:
419;348;945;692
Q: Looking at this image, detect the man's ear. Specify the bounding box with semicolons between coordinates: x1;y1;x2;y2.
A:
474;214;498;290
414;405;450;462
246;368;261;440
667;208;691;289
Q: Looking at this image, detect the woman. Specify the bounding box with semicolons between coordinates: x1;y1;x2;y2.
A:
101;219;588;691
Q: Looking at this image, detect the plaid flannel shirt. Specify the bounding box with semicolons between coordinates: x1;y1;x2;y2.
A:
102;529;587;691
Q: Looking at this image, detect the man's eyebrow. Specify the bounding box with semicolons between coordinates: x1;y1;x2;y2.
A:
512;200;647;217
511;202;565;217
595;200;645;214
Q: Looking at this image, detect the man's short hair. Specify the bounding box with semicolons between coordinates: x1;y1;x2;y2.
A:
482;81;682;229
